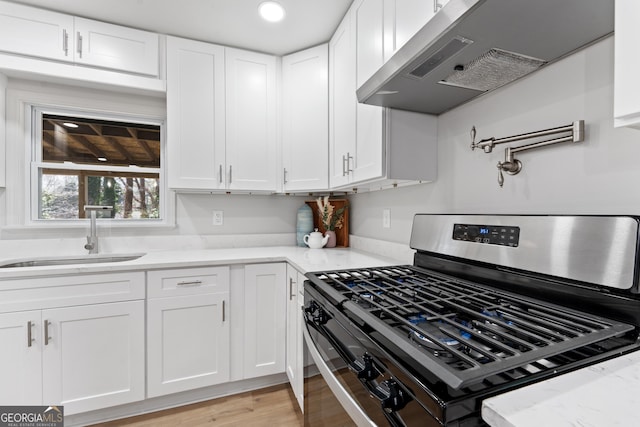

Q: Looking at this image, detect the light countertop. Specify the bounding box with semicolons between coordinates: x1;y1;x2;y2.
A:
0;245;406;280
482;350;640;427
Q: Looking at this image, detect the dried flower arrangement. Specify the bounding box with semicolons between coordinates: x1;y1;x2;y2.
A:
316;196;348;231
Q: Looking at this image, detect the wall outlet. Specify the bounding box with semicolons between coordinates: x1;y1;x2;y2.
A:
383;209;391;228
212;210;223;226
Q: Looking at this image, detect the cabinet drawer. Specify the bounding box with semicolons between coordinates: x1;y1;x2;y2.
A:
147;266;230;298
0;272;145;313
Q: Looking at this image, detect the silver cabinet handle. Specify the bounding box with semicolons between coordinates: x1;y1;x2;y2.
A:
342;154;347;176
434;0;443;13
346;152;353;175
222;300;226;322
76;32;83;58
283;168;288;185
289;278;296;300
229;165;233;184
44;320;51;345
27;321;34;347
63;29;69;56
177;280;203;287
219;164;223;184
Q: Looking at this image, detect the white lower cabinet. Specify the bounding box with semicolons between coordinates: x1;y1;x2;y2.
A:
0;302;144;415
285;265;305;411
242;263;287;378
42;301;145;414
0;272;145;415
146;267;230;397
0;310;42;405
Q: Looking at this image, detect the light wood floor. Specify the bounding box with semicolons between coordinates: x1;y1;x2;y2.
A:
89;384;303;427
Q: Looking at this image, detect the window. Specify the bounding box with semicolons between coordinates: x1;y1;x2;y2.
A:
31;109;164;222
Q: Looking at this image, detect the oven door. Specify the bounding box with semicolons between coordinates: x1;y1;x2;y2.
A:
303;285;434;427
303;323;375;426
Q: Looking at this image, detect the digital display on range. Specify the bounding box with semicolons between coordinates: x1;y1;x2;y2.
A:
452;223;520;247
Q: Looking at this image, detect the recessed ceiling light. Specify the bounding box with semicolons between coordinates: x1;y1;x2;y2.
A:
259;1;285;22
97;157;107;162
62;122;79;128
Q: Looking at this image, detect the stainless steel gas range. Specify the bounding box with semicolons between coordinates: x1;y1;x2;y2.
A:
303;214;640;426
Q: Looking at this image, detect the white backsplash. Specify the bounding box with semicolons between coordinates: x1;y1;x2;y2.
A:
349;235;415;264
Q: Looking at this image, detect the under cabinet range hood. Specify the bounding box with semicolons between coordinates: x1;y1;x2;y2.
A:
356;0;614;115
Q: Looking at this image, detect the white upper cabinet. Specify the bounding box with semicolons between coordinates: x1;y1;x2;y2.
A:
386;0;450;58
354;0;386;183
167;40;278;192
0;1;73;62
225;48;278;192
356;0;386;88
73;17;159;76
329;0;438;190
0;1;159;76
614;0;640;128
167;36;226;190
329;10;357;188
282;44;329;192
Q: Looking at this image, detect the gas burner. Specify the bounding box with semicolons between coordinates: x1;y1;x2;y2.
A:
407;317;473;359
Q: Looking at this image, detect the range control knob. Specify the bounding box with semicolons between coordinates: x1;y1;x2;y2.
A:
312;307;329;325
356;354;379;381
381;380;410;412
304;301;330;325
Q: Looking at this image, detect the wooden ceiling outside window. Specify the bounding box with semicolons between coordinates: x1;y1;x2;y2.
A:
42;114;161;168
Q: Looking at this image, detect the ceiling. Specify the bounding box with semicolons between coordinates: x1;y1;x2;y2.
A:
10;0;354;56
43;115;160;169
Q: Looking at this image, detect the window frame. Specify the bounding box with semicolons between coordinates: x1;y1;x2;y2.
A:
28;105;169;226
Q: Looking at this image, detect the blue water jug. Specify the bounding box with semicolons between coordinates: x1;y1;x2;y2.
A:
296;204;314;247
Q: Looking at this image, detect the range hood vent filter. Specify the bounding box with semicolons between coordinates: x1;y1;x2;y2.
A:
439;48;547;92
408;36;473;79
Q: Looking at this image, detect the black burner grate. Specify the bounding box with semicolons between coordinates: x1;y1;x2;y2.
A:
309;265;636;389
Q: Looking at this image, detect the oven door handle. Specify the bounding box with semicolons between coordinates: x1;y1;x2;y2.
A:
303;321;377;427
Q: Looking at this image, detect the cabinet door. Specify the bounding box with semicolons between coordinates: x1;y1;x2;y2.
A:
225;48;278;191
243;263;286;378
282;44;329;192
42;301;144;415
614;0;640;128
0;311;42;405
167;37;226;190
0;1;73;62
354;0;385;183
329;11;357;188
389;0;436;55
285;267;304;412
74;17;159;76
0;72;6;187
147;293;230;397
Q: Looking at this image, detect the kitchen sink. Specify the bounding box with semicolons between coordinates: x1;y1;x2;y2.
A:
0;253;146;268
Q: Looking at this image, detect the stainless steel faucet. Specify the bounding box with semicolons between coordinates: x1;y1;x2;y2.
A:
84;205;113;254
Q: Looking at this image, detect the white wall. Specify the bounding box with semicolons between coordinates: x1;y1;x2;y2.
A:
349;36;640;244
